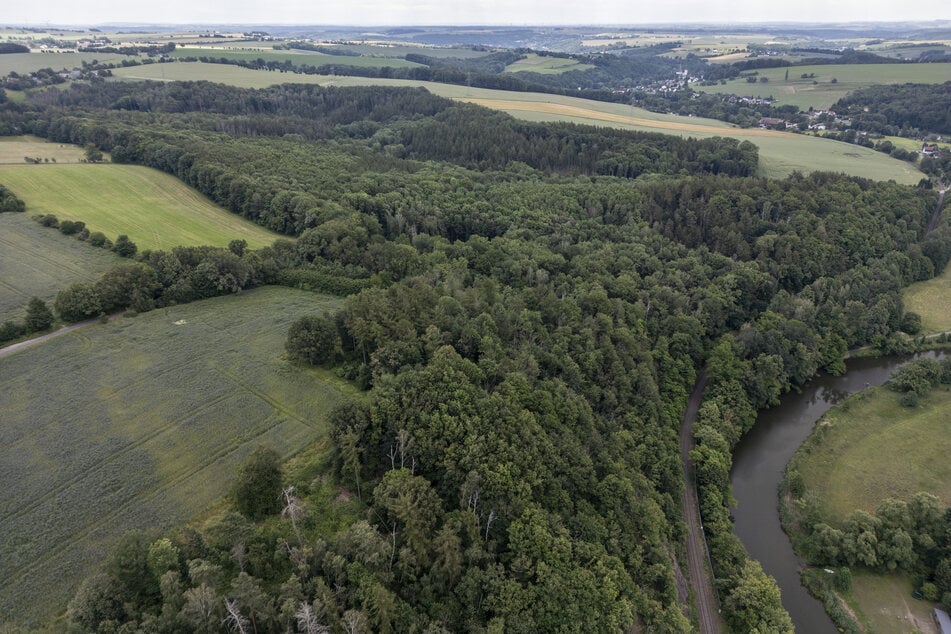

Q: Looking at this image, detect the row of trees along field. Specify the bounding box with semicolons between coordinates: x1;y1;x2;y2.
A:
3;81;950;632
832;81;951;136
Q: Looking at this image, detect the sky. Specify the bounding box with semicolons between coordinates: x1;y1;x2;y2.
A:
5;0;951;26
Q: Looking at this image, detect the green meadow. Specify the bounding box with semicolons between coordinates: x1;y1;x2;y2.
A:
696;62;951;110
0;212;119;323
111;62;923;183
0;161;280;251
790;386;951;524
0;286;348;625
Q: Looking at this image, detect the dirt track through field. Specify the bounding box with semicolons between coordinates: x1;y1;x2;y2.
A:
457;98;789;137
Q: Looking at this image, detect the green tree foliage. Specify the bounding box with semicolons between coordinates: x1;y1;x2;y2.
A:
54;282;102;322
724;560;794;633
39;80;947;633
24;297;54;332
234;445;284;520
113;234;138;258
0;184;26;212
286;314;342;366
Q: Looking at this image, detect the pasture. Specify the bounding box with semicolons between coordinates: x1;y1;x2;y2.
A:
0;286;348;625
0;162;280;251
504;53;593;74
0;212;119;323
171;46;424;69
696;63;951;110
790;385;951;525
110;62;924;183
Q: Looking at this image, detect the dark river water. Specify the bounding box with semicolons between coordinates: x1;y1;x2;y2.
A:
730;351;944;633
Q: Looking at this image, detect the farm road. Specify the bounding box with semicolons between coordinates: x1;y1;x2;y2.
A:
679;370;725;633
0;314;118;359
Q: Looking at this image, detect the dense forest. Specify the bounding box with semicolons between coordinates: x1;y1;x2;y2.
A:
2;81;948;632
832;81;951;136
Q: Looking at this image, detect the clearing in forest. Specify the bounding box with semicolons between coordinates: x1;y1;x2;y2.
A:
0;160;280;251
0;286;350;625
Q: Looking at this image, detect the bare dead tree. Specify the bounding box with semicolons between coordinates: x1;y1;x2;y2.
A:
295;602;330;634
484;509;496;543
342;609;368;634
223;599;250;634
232;542;247;573
282;486;305;544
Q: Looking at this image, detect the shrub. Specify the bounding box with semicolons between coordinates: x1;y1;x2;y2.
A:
233;444;283;520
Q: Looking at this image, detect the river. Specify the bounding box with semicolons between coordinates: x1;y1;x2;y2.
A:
730;352;945;632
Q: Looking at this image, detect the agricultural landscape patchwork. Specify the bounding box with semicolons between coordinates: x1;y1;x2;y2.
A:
1;19;951;633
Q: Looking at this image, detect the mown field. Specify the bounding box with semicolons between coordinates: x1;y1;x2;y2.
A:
843;571;941;634
0;286;349;625
171;46;424;69
790;385;951;525
0;161;280;251
111;62;923;183
504;53;594;74
0;134;88;164
696;62;951;110
0;212;119;323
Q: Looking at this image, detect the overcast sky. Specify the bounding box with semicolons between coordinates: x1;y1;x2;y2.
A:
5;0;950;27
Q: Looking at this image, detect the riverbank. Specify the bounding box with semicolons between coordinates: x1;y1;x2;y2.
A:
729;353;946;632
779;360;951;633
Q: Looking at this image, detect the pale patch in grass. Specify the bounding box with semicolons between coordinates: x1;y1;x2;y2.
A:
844;570;940;634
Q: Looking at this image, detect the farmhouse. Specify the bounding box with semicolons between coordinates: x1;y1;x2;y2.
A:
922;144;941;156
759;117;787;128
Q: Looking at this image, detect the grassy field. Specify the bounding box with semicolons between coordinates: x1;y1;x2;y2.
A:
171;46;423;69
0;212;119;323
111;62;923;183
0;162;280;251
504;53;593;74
791;385;951;525
0;52;129;75
0;134;88;164
697;63;951;110
905;249;951;333
0;286;349;625
843;571;940;634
